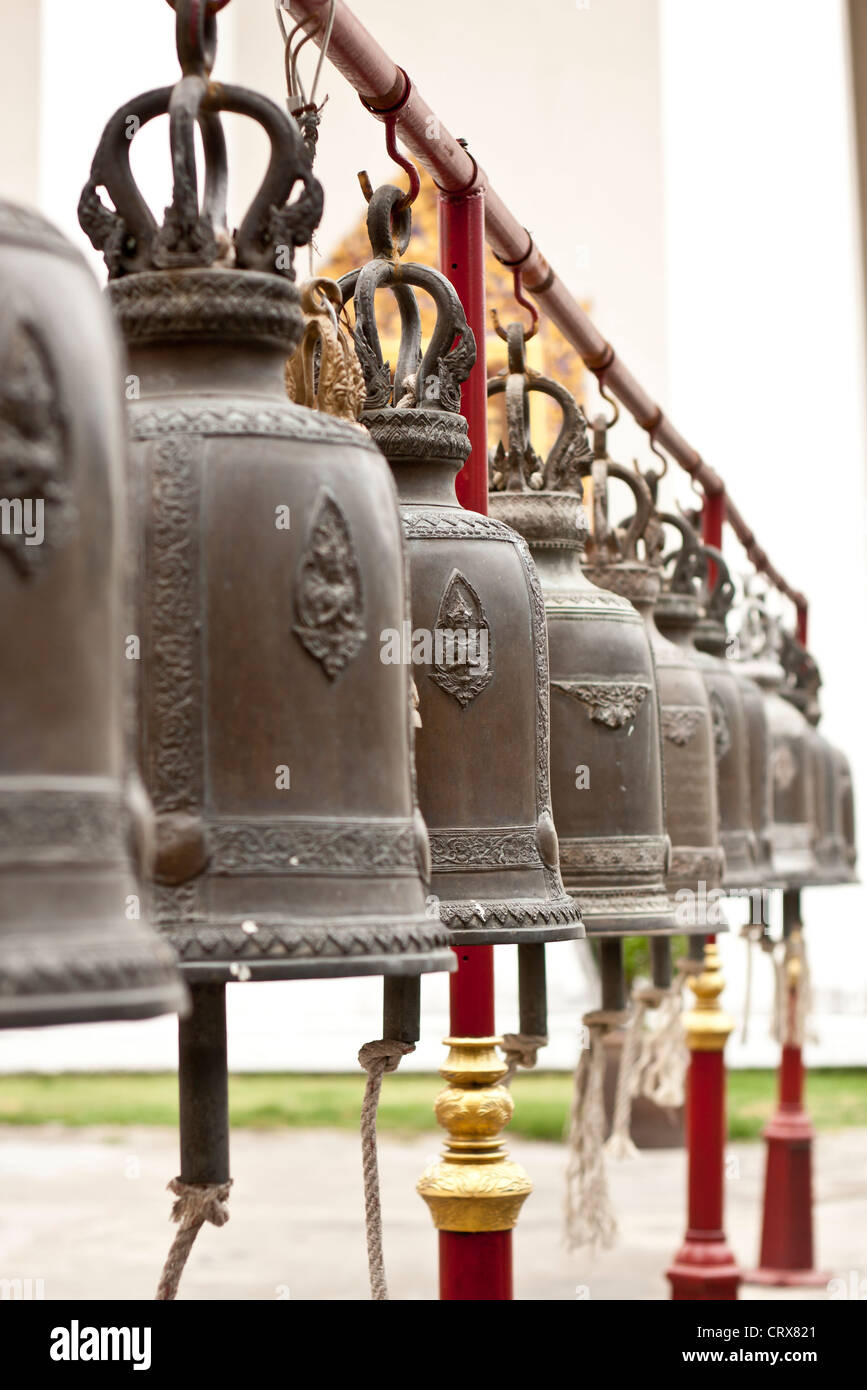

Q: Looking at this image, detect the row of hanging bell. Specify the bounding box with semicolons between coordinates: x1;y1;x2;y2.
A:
655;512;762;891
78;9;453;988
735;603;857;889
0;194;186;1028
582;421;726;926
338;190;582;959
778;629;857;886
486;327;677;937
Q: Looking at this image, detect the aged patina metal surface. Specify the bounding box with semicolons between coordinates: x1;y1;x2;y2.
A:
340;189;581;945
581;426;724;924
0;200;184;1027
656;525;761;890
79;2;451;982
487;327;676;935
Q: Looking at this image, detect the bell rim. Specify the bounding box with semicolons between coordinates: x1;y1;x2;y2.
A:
0;978;188;1031
175;947;457;984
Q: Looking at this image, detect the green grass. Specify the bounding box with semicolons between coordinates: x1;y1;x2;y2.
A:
0;1069;865;1142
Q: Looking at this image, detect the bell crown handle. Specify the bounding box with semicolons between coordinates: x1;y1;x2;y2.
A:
79;2;322;280
658;510;704;595
487;322;592;494
588;458;656;564
338;185;476;414
698;543;735;624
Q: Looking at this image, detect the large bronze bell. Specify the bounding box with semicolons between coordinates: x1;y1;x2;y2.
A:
486;333;675;935
339;190;581;946
581;427;724;922
736;604;819;889
656;523;759;889
78;15;451;982
0;199;184;1027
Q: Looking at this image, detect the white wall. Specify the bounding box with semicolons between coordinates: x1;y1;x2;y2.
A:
660;0;867;1041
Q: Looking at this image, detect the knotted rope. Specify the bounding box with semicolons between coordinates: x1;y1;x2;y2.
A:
564;1014;620;1252
155;1177;232;1301
605;961;696;1161
636;968;690;1109
358;1038;415;1301
770;931;814;1048
740;922;766;1044
501;1032;548;1085
604;1000;647;1161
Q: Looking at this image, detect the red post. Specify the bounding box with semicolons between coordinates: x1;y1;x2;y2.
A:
667;942;741;1300
432;174;517;1301
744;891;828;1286
438;181;489;516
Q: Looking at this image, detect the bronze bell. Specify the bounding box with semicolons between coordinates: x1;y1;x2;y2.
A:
581;428;724;922
78;17;451;982
693;573;776;890
834;747;858;882
486;336;675;935
339;189;581;945
736;604;820;889
0;198;184;1027
779;635;853;886
656;524;760;889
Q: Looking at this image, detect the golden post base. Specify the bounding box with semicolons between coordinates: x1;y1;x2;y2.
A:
417;1037;533;1233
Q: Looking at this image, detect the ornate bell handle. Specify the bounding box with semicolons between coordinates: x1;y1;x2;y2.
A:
593;459;653;560
659;510;703;593
486;321;589;492
699;543;735;622
340;200;475;412
80;78;320;277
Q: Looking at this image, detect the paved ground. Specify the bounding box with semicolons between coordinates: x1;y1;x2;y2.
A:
0;1125;864;1301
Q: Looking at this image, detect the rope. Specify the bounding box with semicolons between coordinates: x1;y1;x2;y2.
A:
501;1032;548;1085
740;923;761;1044
564;1018;618;1252
767;931;816;1048
155;1177;232;1301
358;1038;415;1301
604;1001;647;1160
636;971;689;1109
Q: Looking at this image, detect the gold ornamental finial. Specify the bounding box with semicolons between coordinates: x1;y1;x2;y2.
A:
417;1037;532;1232
682;942;734;1052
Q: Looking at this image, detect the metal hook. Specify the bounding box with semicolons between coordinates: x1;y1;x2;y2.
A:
358;70;420;214
596;375;620;430
491;269;538;342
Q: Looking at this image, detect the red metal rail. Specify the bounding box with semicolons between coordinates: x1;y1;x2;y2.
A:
282;0;807;624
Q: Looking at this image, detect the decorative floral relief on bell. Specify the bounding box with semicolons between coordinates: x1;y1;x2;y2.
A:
735;603;820;889
0;200;185;1027
340;194;581;943
486;327;676;936
655;524;760;890
581;423;725;922
79;28;451;980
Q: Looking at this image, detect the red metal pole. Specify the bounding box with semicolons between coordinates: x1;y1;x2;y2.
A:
433;175;514;1301
438;184;489;515
667;943;740;1300
744;890;828;1286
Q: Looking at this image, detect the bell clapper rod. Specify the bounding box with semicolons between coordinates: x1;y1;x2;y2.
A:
156;982;231;1301
281;0;806;615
